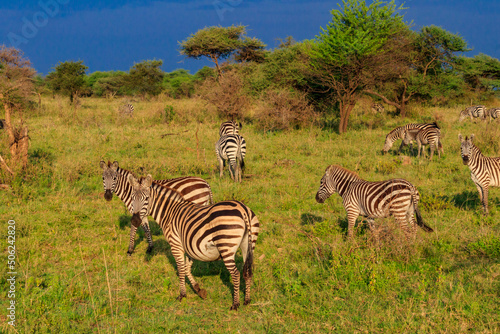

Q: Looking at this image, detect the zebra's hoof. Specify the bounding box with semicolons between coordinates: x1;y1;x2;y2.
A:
198;289;207;300
176;294;186;302
146;246;153;254
230;302;240;311
127;250;133;256
244;298;251;306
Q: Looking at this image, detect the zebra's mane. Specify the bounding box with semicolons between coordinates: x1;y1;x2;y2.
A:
328;165;363;181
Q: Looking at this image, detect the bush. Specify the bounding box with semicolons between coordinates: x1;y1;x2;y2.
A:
254;89;317;131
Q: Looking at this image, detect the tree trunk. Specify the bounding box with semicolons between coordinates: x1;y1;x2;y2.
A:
2;102;30;171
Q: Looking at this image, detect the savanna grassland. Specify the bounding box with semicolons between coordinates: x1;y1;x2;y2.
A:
1;96;500;333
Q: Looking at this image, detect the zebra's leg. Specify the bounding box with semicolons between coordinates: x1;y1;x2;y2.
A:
185;257;207;299
219;249;241;310
429;143;435;160
218;156;224;178
141;217;154;254
479;185;489;216
395;212;414;242
171;247;188;301
367;218;379;246
239;230;252;305
127;225;138;256
346;210;359;239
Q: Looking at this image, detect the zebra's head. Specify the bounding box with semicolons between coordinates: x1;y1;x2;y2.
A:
458;110;468;122
459;134;475;165
383;134;394;154
128;174;153;228
100;161;119;201
315;167;337;204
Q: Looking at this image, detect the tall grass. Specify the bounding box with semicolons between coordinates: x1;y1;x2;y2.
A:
1;96;499;333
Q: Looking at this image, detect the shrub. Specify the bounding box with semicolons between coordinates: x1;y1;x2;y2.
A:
253;89;317;131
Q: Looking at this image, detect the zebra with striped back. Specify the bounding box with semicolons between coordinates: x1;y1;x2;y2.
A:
315;165;433;241
119;103;134;117
403;127;444;160
100;161;213;255
216;134;246;182
128;174;259;310
383;122;441;154
459;105;487;122
371;103;385;113
219;120;242;137
459;134;500;215
486;108;500;121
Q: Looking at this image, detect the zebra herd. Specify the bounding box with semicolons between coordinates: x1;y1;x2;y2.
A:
459;105;500;122
100;117;499;310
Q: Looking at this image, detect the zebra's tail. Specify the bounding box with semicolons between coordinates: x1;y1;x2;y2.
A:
242;211;254;281
236;139;245;181
412;188;434;232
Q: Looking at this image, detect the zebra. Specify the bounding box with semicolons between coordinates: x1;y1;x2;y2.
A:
315;165;433;241
371;103;385;113
128;174;259;310
486;108;500;121
458;105;487;122
402;127;444;160
459;134;500;215
215;134;246;182
383;122;441;154
100;161;214;255
119;103;134;117
219;120;242;137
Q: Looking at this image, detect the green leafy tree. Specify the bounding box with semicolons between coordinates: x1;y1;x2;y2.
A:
124;60;164;98
180;25;266;78
46;60;88;103
307;0;408;133
87;71;127;98
457;53;500;94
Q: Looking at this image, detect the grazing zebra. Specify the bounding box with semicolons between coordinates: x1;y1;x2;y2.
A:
119;103;134;117
403;127;444;160
486;108;500;121
458;105;487;122
100;161;213;255
219;120;242;137
315;165;433;241
216;134;246;182
371;103;385;113
128;174;259;310
383;122;441;154
458;134;500;215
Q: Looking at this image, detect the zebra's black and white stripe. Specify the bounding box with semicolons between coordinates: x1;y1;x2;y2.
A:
486;108;500;121
219;120;241;137
215;134;246;182
459;134;500;215
459;105;487;122
100;161;213;255
371;103;384;113
128;174;259;310
383;122;441;154
403;127;443;159
315;165;433;241
119;103;134;117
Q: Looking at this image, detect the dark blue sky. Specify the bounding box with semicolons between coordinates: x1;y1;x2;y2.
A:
1;0;499;75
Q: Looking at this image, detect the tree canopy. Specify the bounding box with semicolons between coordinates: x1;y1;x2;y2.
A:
46;60;88;103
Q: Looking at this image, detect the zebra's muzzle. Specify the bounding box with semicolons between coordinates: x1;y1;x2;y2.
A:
462;156;469;165
131;213;143;228
315;192;325;204
104;190;113;201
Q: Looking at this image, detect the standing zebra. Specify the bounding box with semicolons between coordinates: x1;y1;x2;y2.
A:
100;161;213;255
128;174;259;310
459;134;500;215
315;165;433;241
219;120;242;137
216;134;246;182
459;105;487;122
486;108;500;121
402;127;443;160
383;122;441;154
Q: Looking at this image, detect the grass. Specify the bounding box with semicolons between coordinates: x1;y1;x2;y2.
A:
1;96;500;333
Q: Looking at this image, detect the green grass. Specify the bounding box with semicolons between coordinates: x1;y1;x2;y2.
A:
1;97;500;333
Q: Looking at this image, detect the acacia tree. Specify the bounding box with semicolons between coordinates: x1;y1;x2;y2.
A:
179;25;266;78
456;53;500;94
308;0;408;133
123;60;164;98
0;46;35;180
365;26;470;114
46;60;88;103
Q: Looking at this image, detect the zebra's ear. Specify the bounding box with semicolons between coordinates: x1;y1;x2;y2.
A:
112;161;119;170
99;161;106;169
470;134;475;142
128;174;138;187
458;134;463;142
144;174;153;188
